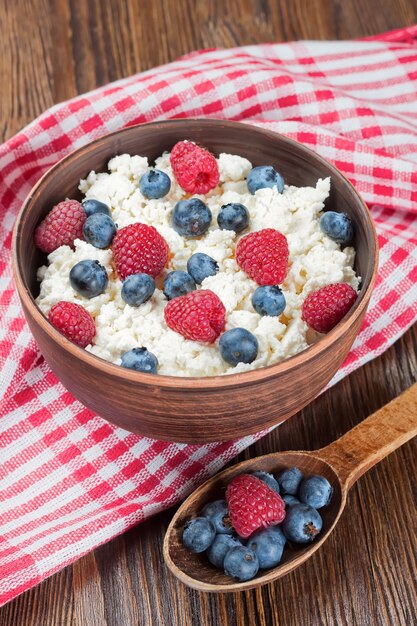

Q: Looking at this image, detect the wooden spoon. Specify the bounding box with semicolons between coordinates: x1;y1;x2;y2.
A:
163;383;417;592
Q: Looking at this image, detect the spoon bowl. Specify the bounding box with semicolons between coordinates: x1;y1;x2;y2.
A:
163;383;417;592
164;451;344;591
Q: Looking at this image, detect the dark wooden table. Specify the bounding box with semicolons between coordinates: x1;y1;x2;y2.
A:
2;1;417;624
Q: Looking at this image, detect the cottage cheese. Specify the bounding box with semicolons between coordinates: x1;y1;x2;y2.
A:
36;152;360;377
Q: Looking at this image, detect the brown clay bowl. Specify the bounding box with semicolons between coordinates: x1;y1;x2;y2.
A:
12;119;378;443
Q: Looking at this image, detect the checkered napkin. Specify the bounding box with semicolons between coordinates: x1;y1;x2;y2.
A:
1;26;417;606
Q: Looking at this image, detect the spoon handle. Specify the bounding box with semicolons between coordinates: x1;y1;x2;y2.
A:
315;382;417;490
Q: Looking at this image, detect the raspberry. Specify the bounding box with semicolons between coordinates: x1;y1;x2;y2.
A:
236;228;289;286
226;474;286;538
302;283;358;333
112;223;169;280
164;289;226;343
48;301;95;348
170;140;200;164
34;200;86;253
171;143;220;194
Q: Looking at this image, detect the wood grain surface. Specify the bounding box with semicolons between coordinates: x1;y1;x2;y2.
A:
1;0;417;624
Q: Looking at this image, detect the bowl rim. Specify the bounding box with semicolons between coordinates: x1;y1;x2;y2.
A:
12;118;379;390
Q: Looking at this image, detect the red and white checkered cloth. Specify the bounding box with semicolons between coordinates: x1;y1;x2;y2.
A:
1;26;417;606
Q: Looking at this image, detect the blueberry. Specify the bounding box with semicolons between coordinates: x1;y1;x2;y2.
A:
139;169;171;199
121;273;155;307
247;166;284;195
217;203;249;233
201;499;233;534
298;475;333;509
171;198;212;237
282;494;301;508
207;535;242;569
247;526;286;569
163;271;196;300
187;253;219;284
282;503;323;543
83;213;117;249
223;546;259;581
277;467;303;495
69;259;108;298
252;286;286;317
182;517;216;553
252;471;280;494
219;328;258;366
82;198;111;217
120;347;158;374
320;211;354;245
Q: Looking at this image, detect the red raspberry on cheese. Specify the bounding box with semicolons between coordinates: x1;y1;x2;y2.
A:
170;141;220;194
112;223;169;280
34;200;86;253
301;283;357;333
48;301;95;348
236;228;289;286
164;289;226;343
